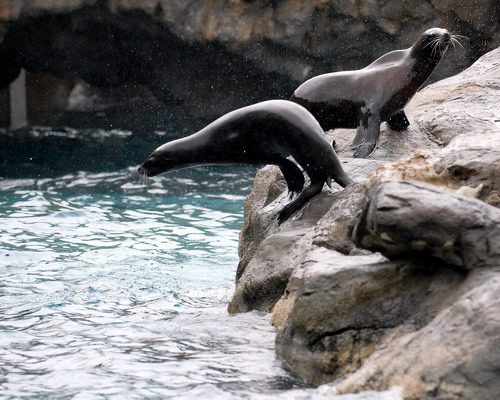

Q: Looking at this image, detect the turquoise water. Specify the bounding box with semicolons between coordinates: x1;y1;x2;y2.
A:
0;144;304;399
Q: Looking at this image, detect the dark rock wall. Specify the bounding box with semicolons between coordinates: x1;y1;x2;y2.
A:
160;0;499;82
0;0;499;125
0;5;293;125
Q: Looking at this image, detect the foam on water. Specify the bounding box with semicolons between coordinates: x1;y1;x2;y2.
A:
0;166;308;399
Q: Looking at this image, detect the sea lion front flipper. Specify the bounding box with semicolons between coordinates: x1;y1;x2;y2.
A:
387;110;410;131
351;112;381;158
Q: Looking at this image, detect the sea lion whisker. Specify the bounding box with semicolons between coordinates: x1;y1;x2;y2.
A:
451;34;468;50
425;37;442;56
424;38;439;49
434;42;440;55
450;36;466;51
452;34;469;41
440;40;449;54
432;39;442;56
140;172;150;186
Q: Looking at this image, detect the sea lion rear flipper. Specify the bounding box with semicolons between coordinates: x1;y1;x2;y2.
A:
351;114;381;158
387;110;410;131
277;181;324;224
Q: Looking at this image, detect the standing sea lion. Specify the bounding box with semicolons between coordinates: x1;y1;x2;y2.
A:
291;28;458;158
138;100;353;223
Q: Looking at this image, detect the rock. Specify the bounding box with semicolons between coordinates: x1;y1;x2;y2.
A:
363;131;500;208
256;384;404;400
353;181;500;270
410;48;500;147
275;251;466;385
157;1;499;84
277;252;500;399
231;47;500;399
233;48;500;315
229;227;311;313
312;182;374;255
228;158;385;314
434;131;500;206
332;267;500;399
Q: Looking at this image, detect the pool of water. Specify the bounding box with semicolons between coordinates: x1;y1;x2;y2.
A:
0;150;311;399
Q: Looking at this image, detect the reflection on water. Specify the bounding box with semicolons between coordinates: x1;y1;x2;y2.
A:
0;166;306;399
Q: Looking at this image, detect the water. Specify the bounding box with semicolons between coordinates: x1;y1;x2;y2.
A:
0;137;306;399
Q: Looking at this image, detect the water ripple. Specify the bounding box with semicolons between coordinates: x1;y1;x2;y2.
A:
0;166;309;399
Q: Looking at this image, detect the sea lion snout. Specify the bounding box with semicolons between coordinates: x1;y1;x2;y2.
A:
441;31;452;47
138;155;162;177
424;27;449;37
137;164;148;176
424;28;453;50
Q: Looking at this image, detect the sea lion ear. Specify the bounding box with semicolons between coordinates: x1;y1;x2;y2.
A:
332;139;336;148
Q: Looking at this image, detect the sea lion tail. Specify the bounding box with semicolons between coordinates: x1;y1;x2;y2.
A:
326;175;354;188
328;164;354;188
333;173;354;188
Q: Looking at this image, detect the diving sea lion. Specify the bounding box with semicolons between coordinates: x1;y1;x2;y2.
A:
138;100;353;223
291;27;457;158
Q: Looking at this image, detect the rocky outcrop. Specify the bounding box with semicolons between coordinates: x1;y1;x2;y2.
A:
228;159;386;313
354;181;500;270
230;47;500;399
276;254;500;399
0;1;499;124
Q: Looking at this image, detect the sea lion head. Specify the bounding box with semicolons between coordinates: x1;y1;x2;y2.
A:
138;141;191;177
412;27;452;59
138;152;166;177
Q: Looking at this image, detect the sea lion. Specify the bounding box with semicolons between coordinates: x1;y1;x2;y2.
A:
291;27;457;158
138;100;353;223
